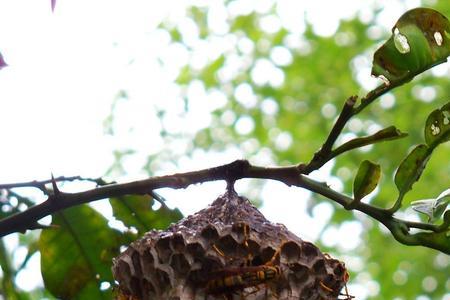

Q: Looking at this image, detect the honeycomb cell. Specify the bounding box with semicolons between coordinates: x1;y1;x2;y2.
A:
155;237;172;263
215;234;239;257
154;268;170;287
259;246;277;265
170;234;186;253
129;277;142;299
280;241;301;264
116;259;132;284
288;263;309;284
312;258;326;274
141;279;156;298
141;250;155;278
170;253;190;275
186;242;205;259
231;222;250;242
320;273;339;295
302;241;319;258
131;250;143;278
200;225;219;241
333;260;347;278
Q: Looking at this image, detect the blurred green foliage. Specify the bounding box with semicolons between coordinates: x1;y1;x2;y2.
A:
157;1;450;299
1;1;450;300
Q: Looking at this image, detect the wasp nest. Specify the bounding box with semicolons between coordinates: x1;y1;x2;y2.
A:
113;190;349;300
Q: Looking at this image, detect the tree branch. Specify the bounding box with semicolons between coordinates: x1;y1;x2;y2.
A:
0;176;109;194
0;159;447;253
301;83;400;174
1;82;448;253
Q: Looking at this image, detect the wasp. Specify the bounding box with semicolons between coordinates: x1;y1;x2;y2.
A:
203;223;283;299
205;265;281;299
319;254;353;300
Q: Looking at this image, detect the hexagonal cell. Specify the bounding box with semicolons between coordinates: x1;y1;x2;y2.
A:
141;278;156;299
199;256;223;274
312;258;326;274
230;222;250;243
288;263;309;284
155;237;172;263
332;260;347;279
319;273;340;296
259;246;278;265
131;250;143;278
169;253;190;275
116;259;132;285
141;250;156;278
299;283;316;300
280;241;301;264
214;234;240;258
301;241;319;259
154;267;171;288
129;277;142;299
170;234;186;253
200;225;219;242
185;242;205;260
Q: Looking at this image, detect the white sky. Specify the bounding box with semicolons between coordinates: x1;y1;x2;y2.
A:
0;0;438;299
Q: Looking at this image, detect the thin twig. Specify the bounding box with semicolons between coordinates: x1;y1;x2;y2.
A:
0;176;109;193
302;83;400;174
302;96;357;174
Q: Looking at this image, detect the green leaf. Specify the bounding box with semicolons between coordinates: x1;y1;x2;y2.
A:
353;160;381;201
424;102;450;146
39;205;121;300
372;8;450;85
110;194;182;236
394;144;431;196
411;188;450;222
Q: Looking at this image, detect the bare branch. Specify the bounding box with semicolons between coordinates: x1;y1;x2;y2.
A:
302;83;402;174
0;176;109;194
302;95;357;174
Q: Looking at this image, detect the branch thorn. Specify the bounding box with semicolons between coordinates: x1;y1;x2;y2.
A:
51;173;60;197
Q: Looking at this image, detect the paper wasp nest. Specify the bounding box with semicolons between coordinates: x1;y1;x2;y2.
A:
113;190;349;300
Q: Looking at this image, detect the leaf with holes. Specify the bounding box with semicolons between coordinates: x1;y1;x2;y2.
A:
39;205;122;299
372;8;450;85
394;144;431;197
353;160;381;202
425;102;450;146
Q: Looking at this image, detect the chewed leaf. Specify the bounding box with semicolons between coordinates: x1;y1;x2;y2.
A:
425;102;450;146
353;160;381;201
394;144;431;196
372;8;450;85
